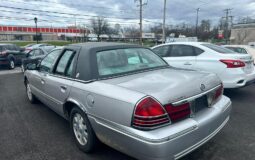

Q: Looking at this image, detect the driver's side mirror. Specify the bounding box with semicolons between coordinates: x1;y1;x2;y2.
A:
26;63;38;70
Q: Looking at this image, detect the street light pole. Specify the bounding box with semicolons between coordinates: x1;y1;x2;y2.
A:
162;0;166;44
34;17;38;44
195;8;200;37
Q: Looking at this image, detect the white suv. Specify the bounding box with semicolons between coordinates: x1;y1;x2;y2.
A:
152;42;255;88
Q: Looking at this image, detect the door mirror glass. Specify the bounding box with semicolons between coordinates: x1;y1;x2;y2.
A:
26;63;38;70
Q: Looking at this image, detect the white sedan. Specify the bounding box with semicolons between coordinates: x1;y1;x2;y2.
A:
152;42;255;88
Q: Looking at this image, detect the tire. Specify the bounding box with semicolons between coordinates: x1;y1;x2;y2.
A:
26;81;37;103
70;107;98;153
21;64;25;73
9;59;15;69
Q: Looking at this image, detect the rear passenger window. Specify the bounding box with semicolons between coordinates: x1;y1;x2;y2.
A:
170;45;195;57
55;50;75;76
152;46;170;57
194;47;204;55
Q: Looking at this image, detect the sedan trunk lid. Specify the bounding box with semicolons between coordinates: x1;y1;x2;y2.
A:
101;68;221;105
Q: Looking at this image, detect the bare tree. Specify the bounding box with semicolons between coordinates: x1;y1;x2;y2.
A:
123;26;140;40
91;17;109;41
236;29;248;44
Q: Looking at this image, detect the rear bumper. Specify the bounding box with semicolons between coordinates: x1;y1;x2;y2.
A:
221;69;255;88
89;96;232;160
0;57;9;65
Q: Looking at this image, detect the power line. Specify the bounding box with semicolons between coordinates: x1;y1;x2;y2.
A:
0;5;138;20
30;0;137;11
0;9;141;25
0;0;138;15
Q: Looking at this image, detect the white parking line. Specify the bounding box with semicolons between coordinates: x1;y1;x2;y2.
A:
0;68;22;75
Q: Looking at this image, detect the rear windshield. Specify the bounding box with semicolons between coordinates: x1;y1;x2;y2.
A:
225;47;248;54
202;44;236;54
96;48;168;77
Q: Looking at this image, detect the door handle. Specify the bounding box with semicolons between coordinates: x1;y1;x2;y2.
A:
41;79;45;84
184;62;192;65
60;86;67;93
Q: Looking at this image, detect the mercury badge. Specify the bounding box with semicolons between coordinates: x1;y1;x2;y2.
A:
200;84;206;91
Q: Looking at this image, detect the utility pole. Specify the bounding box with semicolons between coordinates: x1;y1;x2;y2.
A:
34;17;38;44
135;0;148;45
162;0;166;44
74;15;77;43
224;8;233;44
195;8;200;37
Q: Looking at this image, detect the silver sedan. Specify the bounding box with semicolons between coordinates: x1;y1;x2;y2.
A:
24;42;232;160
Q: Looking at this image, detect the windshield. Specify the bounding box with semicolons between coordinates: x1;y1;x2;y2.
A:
202;44;236;54
225;47;248;54
96;48;168;77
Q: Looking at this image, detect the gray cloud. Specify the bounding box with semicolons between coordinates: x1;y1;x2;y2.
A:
0;0;255;28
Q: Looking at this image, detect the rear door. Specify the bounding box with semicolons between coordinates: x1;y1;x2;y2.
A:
165;45;198;69
42;47;78;115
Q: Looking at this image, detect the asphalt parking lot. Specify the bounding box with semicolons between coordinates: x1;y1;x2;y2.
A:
0;70;255;160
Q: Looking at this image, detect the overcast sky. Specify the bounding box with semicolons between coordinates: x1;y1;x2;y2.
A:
0;0;255;29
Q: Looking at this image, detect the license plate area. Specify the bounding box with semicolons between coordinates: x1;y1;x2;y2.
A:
244;61;254;73
190;95;209;114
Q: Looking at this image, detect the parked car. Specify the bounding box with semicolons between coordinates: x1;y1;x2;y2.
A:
223;45;255;64
24;43;55;53
152;42;255;89
0;43;26;69
21;47;62;72
24;42;231;160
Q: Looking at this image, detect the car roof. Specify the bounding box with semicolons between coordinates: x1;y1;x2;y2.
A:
151;42;209;48
70;42;140;50
223;45;249;47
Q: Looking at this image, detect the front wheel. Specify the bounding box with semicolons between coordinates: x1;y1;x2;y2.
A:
26;82;37;103
9;59;15;69
70;107;98;153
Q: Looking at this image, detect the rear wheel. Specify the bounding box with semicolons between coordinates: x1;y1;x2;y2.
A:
70;107;98;153
9;59;15;69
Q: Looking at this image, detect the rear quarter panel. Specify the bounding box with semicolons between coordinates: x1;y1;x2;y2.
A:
194;52;226;76
68;81;146;127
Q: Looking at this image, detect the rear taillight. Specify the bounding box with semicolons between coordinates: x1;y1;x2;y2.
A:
220;59;245;68
208;83;224;106
214;83;224;102
165;103;191;122
132;97;170;129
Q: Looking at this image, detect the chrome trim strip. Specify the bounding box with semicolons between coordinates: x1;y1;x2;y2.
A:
49;74;96;84
134;113;169;119
174;116;230;160
172;84;221;106
32;86;62;105
88;114;197;144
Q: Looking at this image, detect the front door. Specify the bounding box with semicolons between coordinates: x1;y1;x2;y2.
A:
36;48;62;105
42;49;77;115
